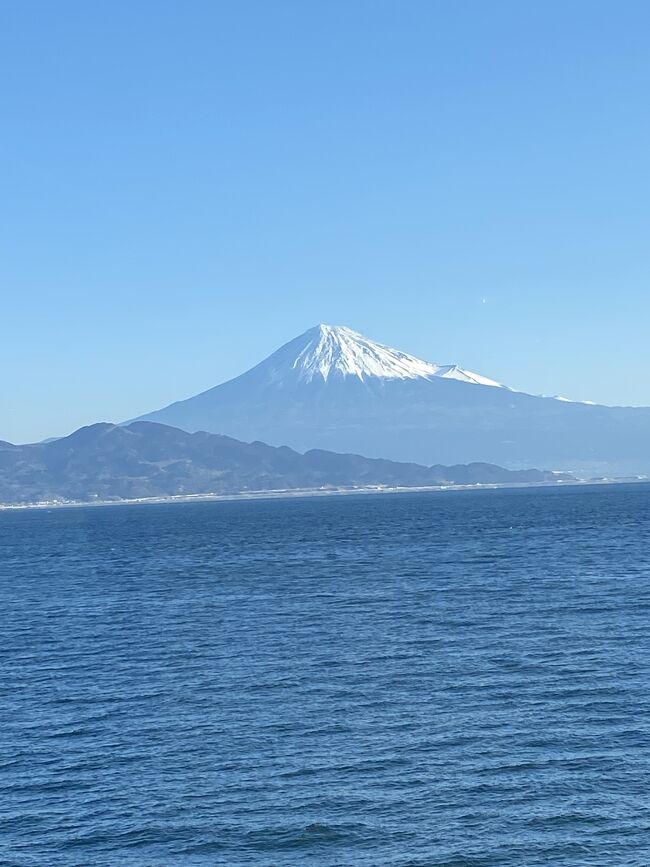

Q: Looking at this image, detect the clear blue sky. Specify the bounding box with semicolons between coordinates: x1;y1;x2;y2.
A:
3;0;650;443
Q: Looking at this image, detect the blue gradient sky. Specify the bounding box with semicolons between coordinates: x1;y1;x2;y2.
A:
3;0;650;442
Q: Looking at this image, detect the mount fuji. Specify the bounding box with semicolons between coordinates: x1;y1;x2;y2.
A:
132;325;650;474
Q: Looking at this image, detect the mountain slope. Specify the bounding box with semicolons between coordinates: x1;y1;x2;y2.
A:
132;324;650;474
0;422;566;505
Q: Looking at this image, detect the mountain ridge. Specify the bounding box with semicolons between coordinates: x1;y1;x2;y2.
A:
0;421;569;505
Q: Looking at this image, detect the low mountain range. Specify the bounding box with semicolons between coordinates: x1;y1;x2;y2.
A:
0;421;569;505
132;325;650;475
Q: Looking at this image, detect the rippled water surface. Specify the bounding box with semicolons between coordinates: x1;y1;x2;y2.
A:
2;485;650;866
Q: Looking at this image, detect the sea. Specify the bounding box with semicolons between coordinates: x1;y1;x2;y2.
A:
1;484;650;866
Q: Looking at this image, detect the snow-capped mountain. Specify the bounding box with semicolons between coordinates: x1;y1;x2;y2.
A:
259;324;504;387
132;324;650;475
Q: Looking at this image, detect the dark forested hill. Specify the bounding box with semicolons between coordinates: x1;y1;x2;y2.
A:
0;421;569;504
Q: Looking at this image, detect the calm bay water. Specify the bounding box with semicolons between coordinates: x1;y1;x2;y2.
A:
1;485;650;866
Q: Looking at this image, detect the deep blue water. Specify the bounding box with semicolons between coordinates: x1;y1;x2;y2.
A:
2;485;650;866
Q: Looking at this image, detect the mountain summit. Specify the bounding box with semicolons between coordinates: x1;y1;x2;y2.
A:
132;324;650;475
261;324;504;387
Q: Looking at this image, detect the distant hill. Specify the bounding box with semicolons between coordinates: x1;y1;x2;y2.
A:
130;325;650;476
0;421;568;505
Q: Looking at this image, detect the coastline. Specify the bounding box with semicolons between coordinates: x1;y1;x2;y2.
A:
1;477;647;512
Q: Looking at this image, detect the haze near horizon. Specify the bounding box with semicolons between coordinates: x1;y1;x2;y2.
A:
3;0;650;443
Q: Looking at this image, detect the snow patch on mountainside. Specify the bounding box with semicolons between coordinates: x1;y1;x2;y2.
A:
431;364;504;388
545;394;598;405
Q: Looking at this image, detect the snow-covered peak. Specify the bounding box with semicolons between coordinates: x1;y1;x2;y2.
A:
258;324;507;387
292;324;441;382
